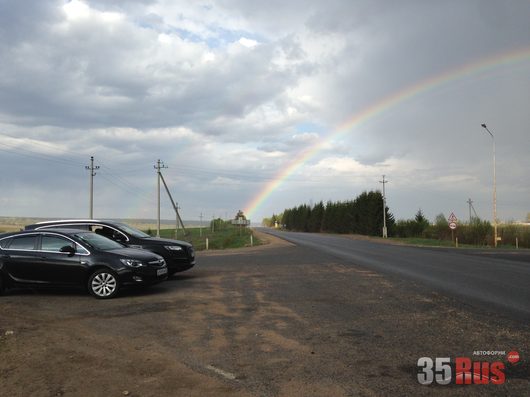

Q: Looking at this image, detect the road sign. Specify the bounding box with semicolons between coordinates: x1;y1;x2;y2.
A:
448;212;458;223
449;222;457;230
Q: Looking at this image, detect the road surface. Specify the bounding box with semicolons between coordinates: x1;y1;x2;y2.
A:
261;228;530;321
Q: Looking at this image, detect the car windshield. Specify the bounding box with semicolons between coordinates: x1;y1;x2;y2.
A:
114;222;151;238
75;232;124;250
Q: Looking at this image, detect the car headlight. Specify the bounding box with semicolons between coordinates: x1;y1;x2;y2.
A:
165;245;183;251
120;258;144;268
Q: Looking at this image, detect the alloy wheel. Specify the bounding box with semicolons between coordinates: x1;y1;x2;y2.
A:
89;271;118;298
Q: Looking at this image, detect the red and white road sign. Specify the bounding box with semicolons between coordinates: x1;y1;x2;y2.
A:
449;222;457;230
448;212;458;223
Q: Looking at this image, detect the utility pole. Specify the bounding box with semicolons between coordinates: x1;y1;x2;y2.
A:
199;213;203;237
158;170;186;237
175;202;180;239
85;156;99;219
154;159;168;238
379;175;388;238
466;198;480;223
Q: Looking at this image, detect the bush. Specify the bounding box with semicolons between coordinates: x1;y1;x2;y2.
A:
394;209;429;238
456;218;492;246
425;213;451;240
498;223;530;248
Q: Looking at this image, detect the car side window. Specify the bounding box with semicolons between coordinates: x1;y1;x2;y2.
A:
93;226;114;239
92;226;127;242
41;236;74;252
7;235;38;250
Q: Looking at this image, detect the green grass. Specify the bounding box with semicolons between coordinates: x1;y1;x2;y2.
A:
388;237;528;249
389;237;454;247
145;225;261;251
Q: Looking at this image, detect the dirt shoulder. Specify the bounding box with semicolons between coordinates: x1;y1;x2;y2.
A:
198;228;294;257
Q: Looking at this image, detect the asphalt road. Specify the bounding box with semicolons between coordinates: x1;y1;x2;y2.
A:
261;229;530;321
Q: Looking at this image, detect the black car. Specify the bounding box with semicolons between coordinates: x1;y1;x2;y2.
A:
0;229;168;299
25;219;195;275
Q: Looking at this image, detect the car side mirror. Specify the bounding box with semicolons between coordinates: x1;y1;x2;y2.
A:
60;246;76;256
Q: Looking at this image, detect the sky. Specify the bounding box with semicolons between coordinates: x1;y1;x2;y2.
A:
0;0;529;224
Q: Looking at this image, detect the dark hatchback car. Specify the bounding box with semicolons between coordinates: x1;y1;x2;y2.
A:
0;229;168;299
25;219;195;275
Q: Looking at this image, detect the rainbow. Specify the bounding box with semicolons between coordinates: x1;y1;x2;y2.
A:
244;46;530;219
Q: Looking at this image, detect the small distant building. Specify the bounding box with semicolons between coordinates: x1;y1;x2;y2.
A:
231;210;250;227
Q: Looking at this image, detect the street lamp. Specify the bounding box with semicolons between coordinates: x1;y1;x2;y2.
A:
379;175;388;238
480;123;498;247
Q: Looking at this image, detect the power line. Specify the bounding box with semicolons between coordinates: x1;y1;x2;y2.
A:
0;141;84;168
97;172;156;206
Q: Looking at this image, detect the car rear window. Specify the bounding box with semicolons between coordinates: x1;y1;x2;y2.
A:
0;237;12;248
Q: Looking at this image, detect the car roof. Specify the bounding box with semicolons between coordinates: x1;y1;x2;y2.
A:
36;227;93;234
35;219;111;225
25;219;121;230
0;229;73;245
3;228;92;236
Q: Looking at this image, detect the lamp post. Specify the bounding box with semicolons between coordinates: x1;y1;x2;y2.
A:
480;123;498;247
379;175;388;238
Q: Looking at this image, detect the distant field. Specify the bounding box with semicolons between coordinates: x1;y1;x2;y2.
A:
149;224;261;251
0;217;36;233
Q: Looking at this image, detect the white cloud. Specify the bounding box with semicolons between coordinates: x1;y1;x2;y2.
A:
238;37;258;48
63;0;91;20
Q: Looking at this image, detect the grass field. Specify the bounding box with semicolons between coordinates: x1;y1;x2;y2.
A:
389;237;477;248
145;224;261;251
389;236;529;249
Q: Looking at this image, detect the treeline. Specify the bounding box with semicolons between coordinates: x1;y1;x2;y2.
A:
395;211;529;248
265;191;395;236
263;196;530;248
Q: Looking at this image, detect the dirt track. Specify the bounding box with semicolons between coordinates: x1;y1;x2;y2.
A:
1;232;529;396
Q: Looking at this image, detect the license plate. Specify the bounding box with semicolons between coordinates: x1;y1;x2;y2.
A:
157;268;168;276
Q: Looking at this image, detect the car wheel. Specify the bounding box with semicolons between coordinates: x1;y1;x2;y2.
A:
0;275;4;295
88;269;119;299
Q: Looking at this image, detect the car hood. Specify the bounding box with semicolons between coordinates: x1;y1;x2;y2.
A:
108;248;165;261
142;237;192;248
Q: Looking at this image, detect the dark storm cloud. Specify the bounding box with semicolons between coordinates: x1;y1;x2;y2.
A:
0;0;528;222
